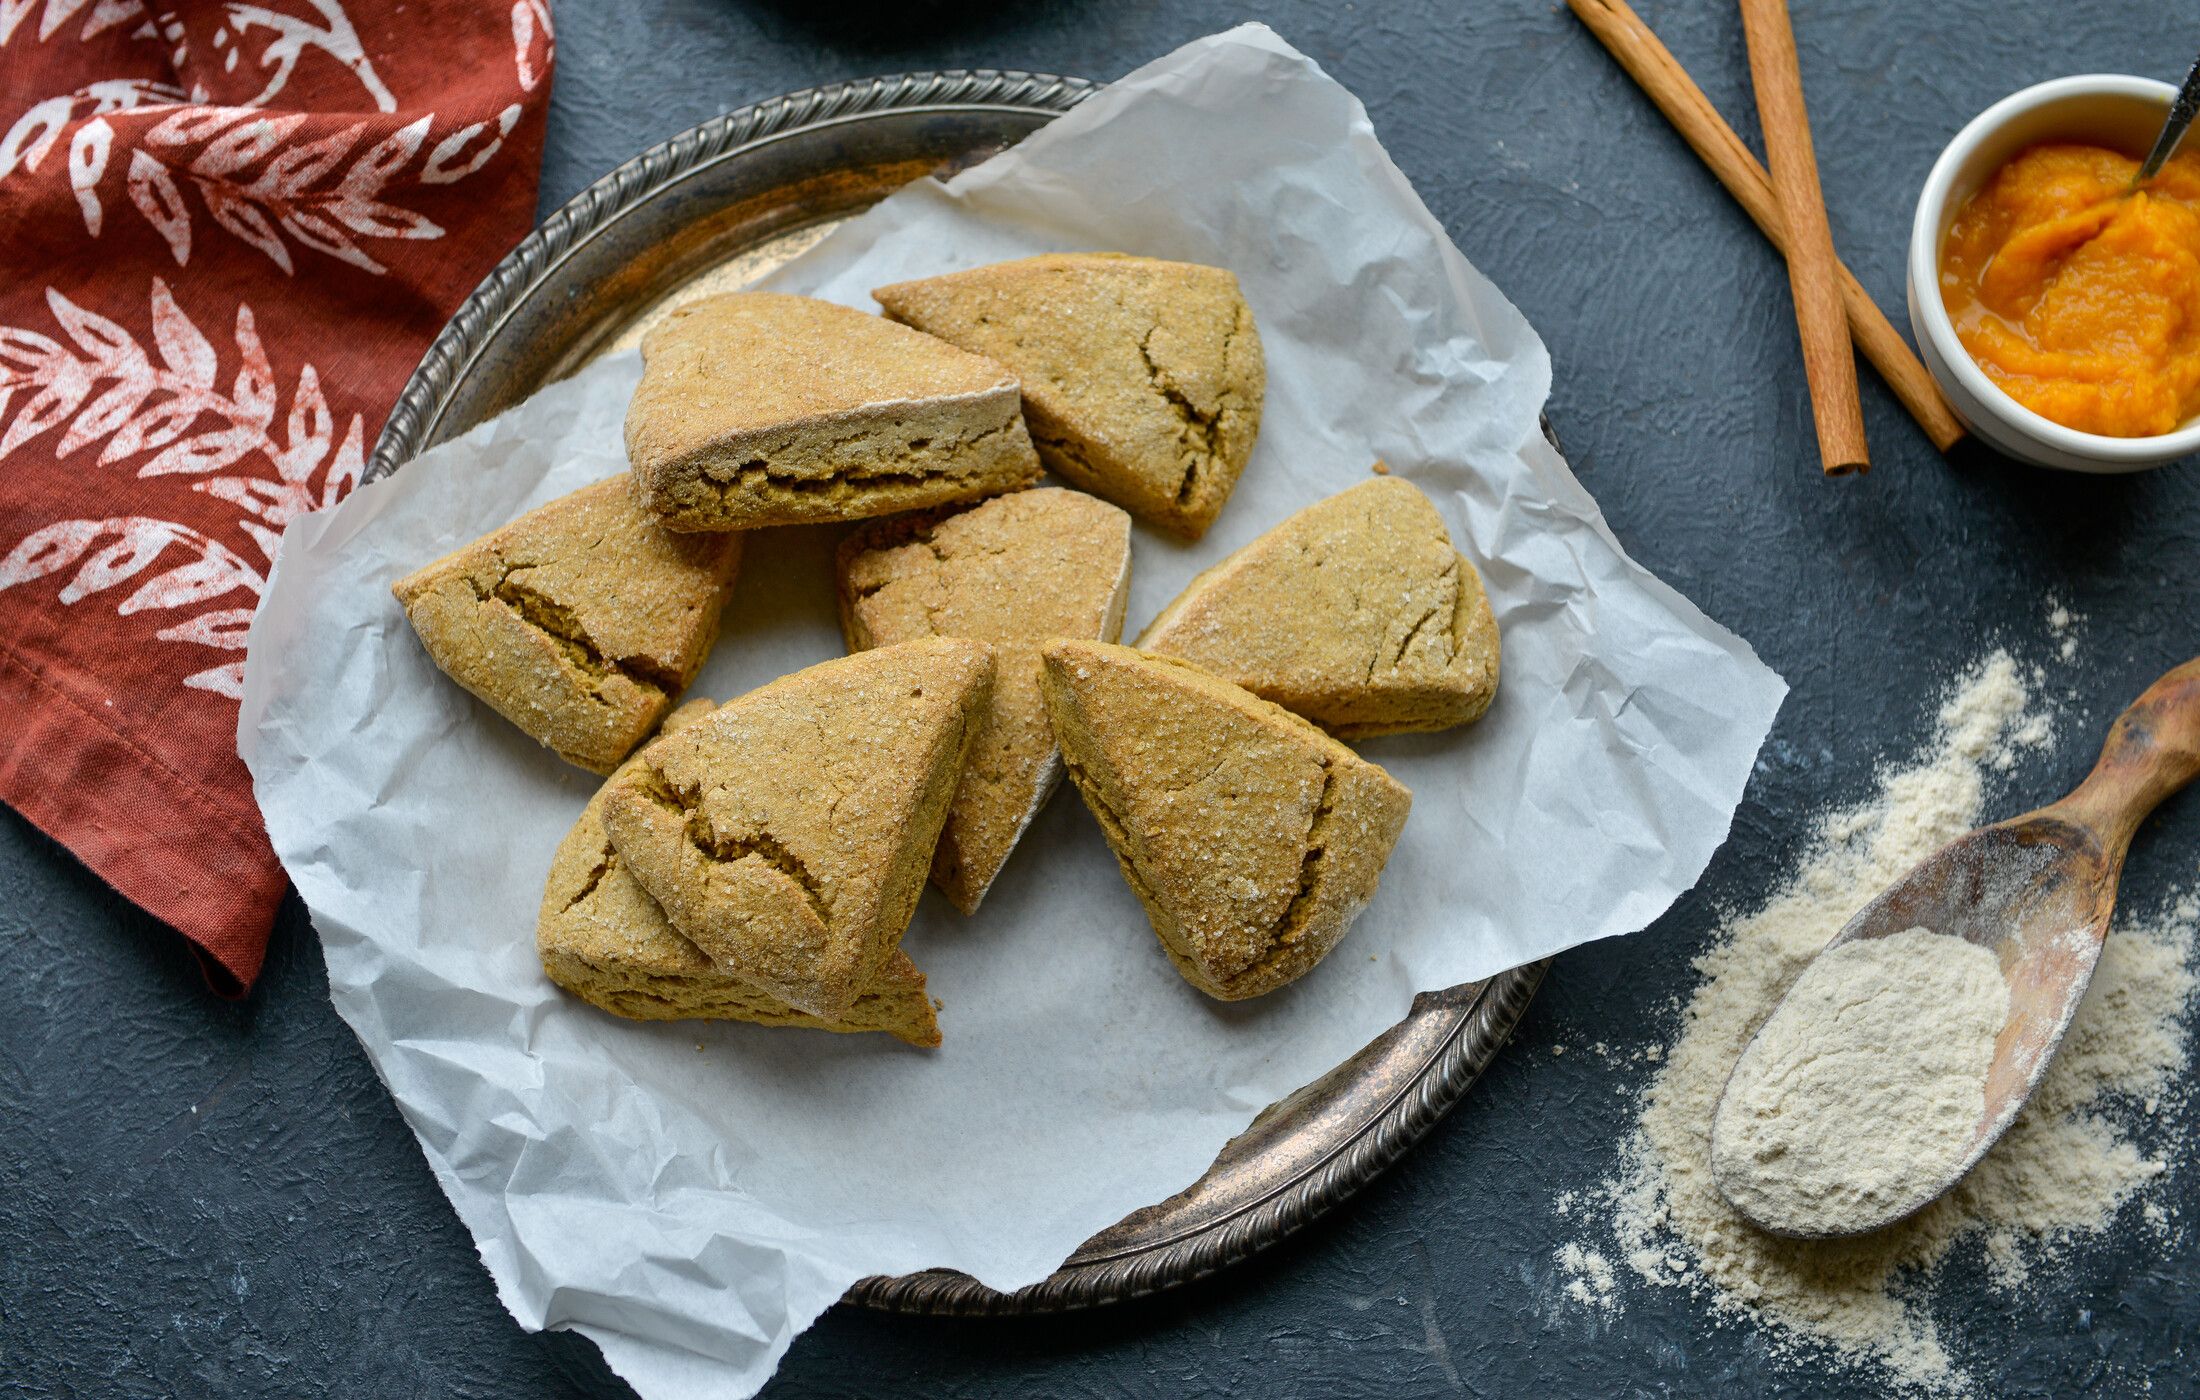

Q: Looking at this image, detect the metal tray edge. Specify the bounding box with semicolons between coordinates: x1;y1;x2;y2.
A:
843;958;1546;1314
370;69;1099;479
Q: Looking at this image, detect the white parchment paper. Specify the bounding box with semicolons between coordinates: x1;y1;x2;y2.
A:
239;26;1785;1399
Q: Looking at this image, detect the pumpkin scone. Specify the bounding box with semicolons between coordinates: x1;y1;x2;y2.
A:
873;254;1265;540
538;701;941;1047
838;488;1133;914
392;475;741;775
1039;641;1412;1001
624;292;1041;531
600;639;992;1021
1138;477;1499;737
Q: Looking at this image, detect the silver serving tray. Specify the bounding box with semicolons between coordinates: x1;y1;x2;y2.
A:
371;70;1546;1316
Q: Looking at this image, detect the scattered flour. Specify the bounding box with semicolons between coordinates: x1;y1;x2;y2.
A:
2046;600;2085;663
2142;1199;2172;1238
1553;649;2197;1393
1711;927;2009;1239
1557;1241;1618;1313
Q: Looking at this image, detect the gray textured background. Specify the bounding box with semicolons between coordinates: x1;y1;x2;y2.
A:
6;2;2198;1396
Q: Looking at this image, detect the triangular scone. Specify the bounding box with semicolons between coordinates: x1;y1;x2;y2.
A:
539;701;942;1047
1138;477;1499;738
873;254;1265;540
838;489;1133;914
1040;641;1412;1001
624;292;1042;531
392;475;741;775
600;639;992;1020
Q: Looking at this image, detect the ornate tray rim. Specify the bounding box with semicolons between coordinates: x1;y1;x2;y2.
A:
368;68;1547;1317
370;68;1103;482
845;961;1546;1314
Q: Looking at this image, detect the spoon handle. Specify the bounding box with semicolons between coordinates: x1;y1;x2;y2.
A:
2137;50;2200;186
2047;657;2200;856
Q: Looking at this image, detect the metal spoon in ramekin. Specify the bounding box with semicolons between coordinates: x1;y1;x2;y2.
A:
2131;50;2200;187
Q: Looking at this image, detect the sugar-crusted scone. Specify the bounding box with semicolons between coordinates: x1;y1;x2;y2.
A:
1138;477;1499;738
1040;641;1412;1001
624;292;1042;531
838;489;1133;914
873;254;1265;540
391;475;741;775
600;639;992;1020
538;701;942;1046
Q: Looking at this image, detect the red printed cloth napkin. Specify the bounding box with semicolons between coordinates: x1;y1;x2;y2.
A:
0;0;553;992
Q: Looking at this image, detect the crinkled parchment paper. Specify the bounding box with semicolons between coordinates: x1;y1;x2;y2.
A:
239;25;1784;1399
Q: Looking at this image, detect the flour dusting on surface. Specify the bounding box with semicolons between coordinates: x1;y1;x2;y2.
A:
1551;646;2198;1394
2046;599;2085;664
1556;1241;1619;1313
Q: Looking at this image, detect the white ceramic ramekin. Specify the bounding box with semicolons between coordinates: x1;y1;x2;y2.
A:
1907;74;2200;472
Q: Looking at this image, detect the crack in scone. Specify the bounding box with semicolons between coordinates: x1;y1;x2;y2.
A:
1243;758;1340;978
1449;553;1479;657
1392;597;1451;671
1071;743;1340;994
841;505;1011;606
1134;322;1224;507
562;847;617;913
634;769;832;926
1030;428;1106;489
1352;542;1464;686
477;568;676;703
1060;754;1172;929
1024;285;1242;517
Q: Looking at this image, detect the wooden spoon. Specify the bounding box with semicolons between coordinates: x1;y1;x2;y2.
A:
1711;656;2200;1239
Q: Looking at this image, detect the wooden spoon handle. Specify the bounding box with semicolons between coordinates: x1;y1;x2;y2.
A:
2049;657;2200;856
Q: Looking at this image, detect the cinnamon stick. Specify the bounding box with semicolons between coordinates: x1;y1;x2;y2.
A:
1567;0;1965;454
1739;0;1868;475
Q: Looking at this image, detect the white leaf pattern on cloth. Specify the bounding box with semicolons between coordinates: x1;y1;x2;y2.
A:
221;0;395;111
124;147;191;260
65;114;108;232
95;105;450;274
0;77;179;178
0;279;362;701
509;0;552;93
0;0;151;50
0;2;529;275
420;101;519;184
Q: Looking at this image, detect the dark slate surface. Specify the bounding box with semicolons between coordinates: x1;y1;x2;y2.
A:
5;2;2197;1396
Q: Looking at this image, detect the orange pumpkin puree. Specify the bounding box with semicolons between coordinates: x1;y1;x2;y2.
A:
1940;143;2200;437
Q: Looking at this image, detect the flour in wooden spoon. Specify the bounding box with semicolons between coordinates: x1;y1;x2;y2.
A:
1556;648;2197;1393
1712;927;2009;1237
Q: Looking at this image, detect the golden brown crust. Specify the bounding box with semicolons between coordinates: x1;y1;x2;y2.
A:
873;254;1264;540
599;639;992;1020
1137;476;1499;737
391;475;741;774
537;700;942;1046
623;292;1042;531
837;488;1133;913
1039;641;1411;1000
